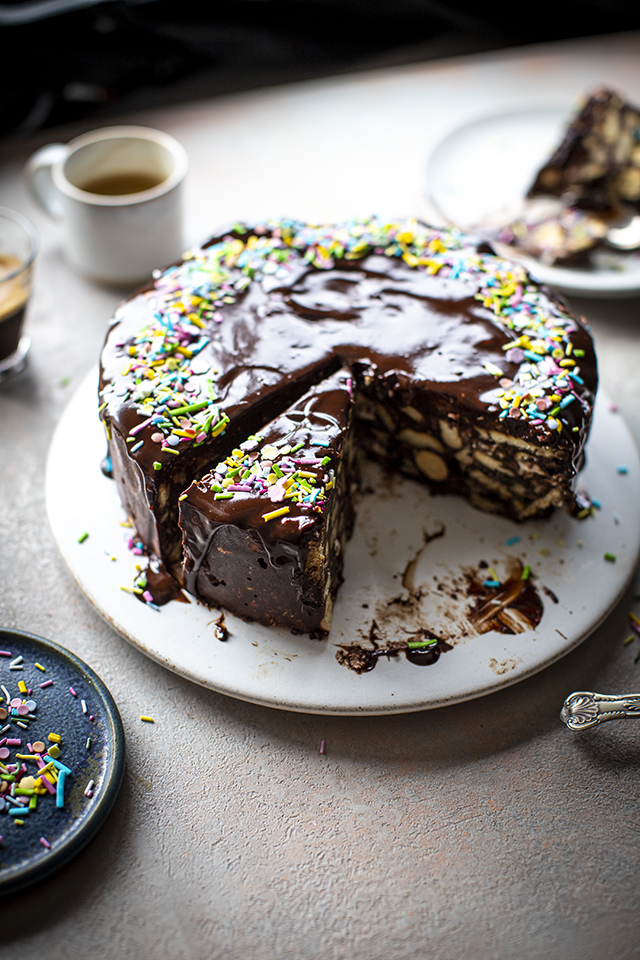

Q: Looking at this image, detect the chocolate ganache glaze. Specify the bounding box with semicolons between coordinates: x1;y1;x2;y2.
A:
99;218;597;634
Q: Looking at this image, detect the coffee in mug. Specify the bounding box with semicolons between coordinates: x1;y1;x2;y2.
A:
26;126;188;286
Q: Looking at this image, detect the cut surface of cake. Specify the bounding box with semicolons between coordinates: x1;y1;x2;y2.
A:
98;218;597;633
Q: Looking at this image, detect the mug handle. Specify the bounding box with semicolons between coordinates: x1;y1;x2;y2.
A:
25;143;68;219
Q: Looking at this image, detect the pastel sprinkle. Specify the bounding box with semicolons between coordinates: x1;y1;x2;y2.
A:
40;680;53;689
319;740;325;755
100;218;592;487
617;465;628;474
505;536;521;546
77;532;89;544
35;663;45;672
262;507;290;522
56;770;67;808
604;553;616;562
521;565;531;580
140;716;154;723
40;837;51;849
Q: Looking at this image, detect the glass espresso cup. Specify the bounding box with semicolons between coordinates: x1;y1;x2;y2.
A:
0;207;38;383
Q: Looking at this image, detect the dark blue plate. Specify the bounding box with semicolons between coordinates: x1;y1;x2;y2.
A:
0;628;125;893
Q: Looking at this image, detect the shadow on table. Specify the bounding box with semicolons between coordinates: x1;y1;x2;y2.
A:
0;759;135;942
201;577;640;770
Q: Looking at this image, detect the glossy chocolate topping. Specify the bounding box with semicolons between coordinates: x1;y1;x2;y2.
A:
98;218;598;627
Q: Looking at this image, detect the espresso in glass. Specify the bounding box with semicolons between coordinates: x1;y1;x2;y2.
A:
0;208;38;381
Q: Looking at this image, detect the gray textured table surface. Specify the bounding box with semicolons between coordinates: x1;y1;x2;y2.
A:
1;31;640;960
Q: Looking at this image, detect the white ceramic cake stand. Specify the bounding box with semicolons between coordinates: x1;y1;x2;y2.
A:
46;368;640;715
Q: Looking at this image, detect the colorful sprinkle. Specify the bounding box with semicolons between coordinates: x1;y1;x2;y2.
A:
100;218;592;474
77;532;89;544
262;506;291;523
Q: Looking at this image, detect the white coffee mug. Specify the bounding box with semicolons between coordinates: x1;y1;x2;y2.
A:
26;125;188;285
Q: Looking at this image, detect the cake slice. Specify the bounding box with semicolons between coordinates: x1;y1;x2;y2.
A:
529;87;640;213
179;369;358;635
498;88;640;266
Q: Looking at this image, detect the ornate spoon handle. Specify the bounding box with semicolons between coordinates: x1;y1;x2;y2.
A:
561;692;640;730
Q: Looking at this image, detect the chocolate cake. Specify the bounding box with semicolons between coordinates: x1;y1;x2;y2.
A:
99;218;597;634
529;88;640;214
499;88;640;266
180;369;357;633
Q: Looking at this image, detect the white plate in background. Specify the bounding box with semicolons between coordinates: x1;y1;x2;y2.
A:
427;106;640;298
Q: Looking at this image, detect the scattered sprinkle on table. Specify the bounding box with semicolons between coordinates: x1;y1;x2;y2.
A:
604;552;616;563
617;465;628;474
77;532;89;544
140;716;154;723
319;740;326;755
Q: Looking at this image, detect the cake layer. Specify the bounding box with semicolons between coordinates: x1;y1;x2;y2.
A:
180;369;356;634
99;218;598;630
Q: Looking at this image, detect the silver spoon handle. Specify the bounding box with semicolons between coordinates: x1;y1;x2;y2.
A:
561;692;640;730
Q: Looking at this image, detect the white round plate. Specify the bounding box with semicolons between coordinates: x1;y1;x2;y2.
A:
426;105;640;298
46;369;640;715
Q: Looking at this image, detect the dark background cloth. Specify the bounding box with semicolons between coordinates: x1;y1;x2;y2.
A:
2;0;639;141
